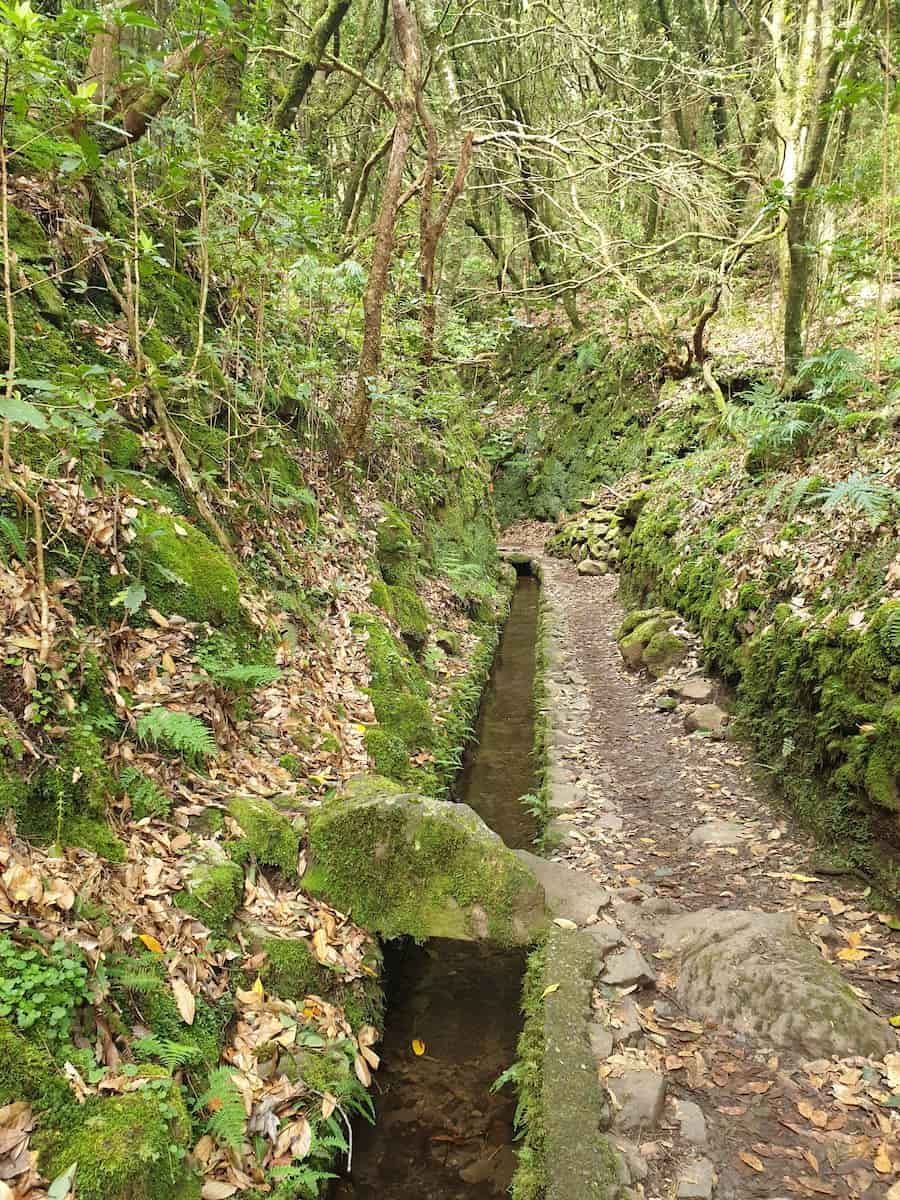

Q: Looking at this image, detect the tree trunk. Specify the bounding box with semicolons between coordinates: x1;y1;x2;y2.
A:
419;129;474;367
342;0;420;457
275;0;354;130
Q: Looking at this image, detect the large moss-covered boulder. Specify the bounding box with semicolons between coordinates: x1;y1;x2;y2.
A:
306;783;546;944
132;510;240;625
618;614;677;669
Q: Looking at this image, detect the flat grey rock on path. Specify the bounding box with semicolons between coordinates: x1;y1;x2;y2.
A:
662;908;895;1059
514;848;609;925
687;820;745;846
601;946;657;987
676;1157;716;1199
607;1069;667;1132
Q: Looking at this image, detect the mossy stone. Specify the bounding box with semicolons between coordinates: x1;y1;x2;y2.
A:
132;510;240;626
306;788;546;945
389;585;430;653
618;615;674;668
375;504;420;585
616;607;671;640
41;1083;195;1200
175;845;244;932
228;795;301;876
643;630;688;677
103;427;143;469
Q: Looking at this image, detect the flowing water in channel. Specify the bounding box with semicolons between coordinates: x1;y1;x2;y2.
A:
333;573;540;1199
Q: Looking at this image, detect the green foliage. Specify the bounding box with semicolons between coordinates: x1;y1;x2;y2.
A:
198;1068;246;1152
0;935;91;1042
205;663;282;691
119;766;171;820
814;473;898;529
136;708;217;763
133;1035;204;1072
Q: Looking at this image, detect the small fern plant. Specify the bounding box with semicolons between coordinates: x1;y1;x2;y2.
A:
119;766;171;819
136;708;217;764
133;1035;204;1072
880;606;900;661
205;663;282;692
814;473;899;530
198;1068;246;1153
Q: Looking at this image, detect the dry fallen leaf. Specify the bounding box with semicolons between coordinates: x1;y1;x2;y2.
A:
201;1184;238;1199
171;978;196;1025
738;1151;765;1173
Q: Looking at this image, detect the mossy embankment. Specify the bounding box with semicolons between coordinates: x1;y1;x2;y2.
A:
0;176;514;1197
488;329;900;899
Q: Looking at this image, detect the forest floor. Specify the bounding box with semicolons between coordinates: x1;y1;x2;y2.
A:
504;524;900;1200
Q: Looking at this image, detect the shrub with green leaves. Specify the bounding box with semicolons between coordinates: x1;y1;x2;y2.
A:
0;935;92;1043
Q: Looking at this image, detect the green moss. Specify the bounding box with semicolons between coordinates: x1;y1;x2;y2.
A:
141;985;230;1073
103;427;143;468
0;1022;196;1200
18;724;125;860
376;504;420;584
509;942;548;1200
132;510;241;626
643;629;688;676
40;1083;194;1200
389;585;430;645
258;936;334;999
175;860;244;933
307;790;545;945
357;617;434;783
228;795;300;876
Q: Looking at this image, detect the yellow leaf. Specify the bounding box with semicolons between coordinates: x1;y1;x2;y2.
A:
540;983;561;1000
874;1143;893;1174
889;1015;900;1028
236;976;265;1007
412;1039;426;1057
738;1151;765;1173
786;874;820;883
837;947;868;962
138;933;164;955
161;652;177;674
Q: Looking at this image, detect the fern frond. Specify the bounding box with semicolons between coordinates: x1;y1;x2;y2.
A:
107;954;165;995
119;766;171;820
206;664;282;691
880;607;900;660
136;708;217;762
0;515;27;565
814;473;898;529
133;1035;204;1071
199;1068;246;1152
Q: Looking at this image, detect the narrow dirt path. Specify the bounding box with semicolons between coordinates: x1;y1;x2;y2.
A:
505;534;900;1200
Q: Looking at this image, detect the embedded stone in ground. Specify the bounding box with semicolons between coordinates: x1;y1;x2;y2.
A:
589;1022;614;1059
515;849;610;925
610;996;643;1045
601;947;657;988
661;908;895;1059
674;1099;708;1146
607;1070;666;1132
675;678;716;703
585;921;625;955
577;558;608;576
687;820;745;846
683;703;729;738
676;1157;716;1199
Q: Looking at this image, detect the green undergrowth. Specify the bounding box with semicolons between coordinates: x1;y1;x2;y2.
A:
505;940;548;1200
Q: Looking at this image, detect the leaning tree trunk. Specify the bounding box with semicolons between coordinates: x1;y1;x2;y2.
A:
275;0;354;130
342;0;420;457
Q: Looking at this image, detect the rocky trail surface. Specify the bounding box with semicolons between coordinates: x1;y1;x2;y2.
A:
503;528;900;1200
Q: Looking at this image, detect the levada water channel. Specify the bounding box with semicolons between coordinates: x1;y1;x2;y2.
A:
332;568;541;1199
